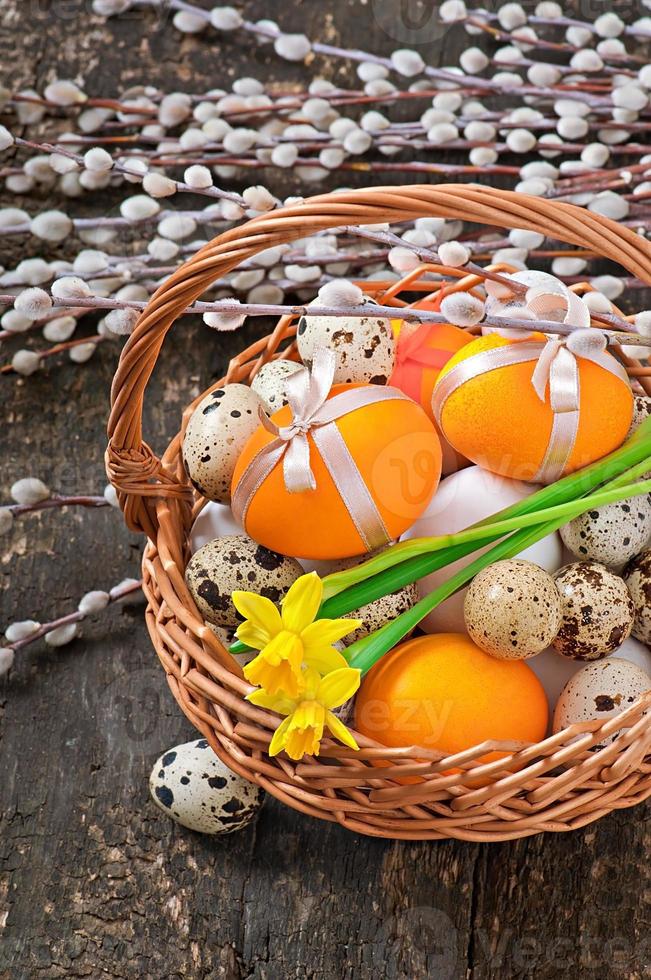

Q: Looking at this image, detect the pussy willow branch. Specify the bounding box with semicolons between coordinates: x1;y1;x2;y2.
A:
6;495;109;516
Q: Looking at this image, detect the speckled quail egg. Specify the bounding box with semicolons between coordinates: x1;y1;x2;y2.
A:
559;495;651;567
552;562;634;661
623;549;651;644
342;582;419;646
250;359;304;413
296;300;395;385
183;384;262;503
150;739;263;834
185;534;303;627
628;394;651;437
553;658;651;747
463;559;562;660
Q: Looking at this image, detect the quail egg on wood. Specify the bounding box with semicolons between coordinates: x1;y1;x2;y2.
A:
623;549;651;645
149;739;263;834
251;358;304;413
183;384;262;503
553;658;651;747
464;559;562;660
552;561;634;661
296;300;395;385
559;495;651;567
185;534;303;627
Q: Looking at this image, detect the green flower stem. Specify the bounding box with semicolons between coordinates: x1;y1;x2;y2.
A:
346;516;571;675
321;421;651;603
319;475;651;620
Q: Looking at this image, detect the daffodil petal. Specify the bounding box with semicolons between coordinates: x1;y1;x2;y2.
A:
301;617;362;650
269;715;294;756
232;590;283;642
317;667;361;710
243;651;302;698
281;572;323;634
235;621;272;651
246;688;296;714
303;645;349;675
326;710;359;751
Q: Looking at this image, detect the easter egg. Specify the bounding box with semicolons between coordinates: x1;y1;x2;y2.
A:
623;550;651;644
552;561;634;660
389;317;473;475
553;658;651;747
355;633;548;757
185;534;303;627
401;465;563;634
183;384;262;503
232;383;442;559
149;739;263;834
560;495;651;567
251;359;303;413
297;305;395;385
433;333;633;482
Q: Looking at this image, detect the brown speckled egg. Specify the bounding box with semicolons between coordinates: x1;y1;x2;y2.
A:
559;496;651;567
183;384;262;503
296;301;395;385
251;359;303;413
553;657;651;747
623;549;651;645
342;582;419;646
149;739;263;835
185;534;303;627
552;561;634;661
628;394;651;438
463;559;562;660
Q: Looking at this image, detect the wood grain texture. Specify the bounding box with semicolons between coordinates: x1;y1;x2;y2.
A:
0;2;650;977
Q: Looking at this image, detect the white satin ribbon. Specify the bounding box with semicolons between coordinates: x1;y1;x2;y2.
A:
432;330;629;484
232;348;411;552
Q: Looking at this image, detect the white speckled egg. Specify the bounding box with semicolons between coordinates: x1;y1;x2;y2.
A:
628;394;651;437
296;300;395;385
552;562;634;660
464;559;562;659
183;384;262;503
623;549;651;644
251;359;304;413
185;534;303;627
343;582;419;645
559;495;651;567
553;658;651;746
149;739;263;834
401;466;563;634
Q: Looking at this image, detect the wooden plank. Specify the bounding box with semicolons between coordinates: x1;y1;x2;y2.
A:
0;2;649;978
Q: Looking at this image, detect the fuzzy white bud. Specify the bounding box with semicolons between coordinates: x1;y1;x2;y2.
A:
83;147;113;172
570;50;603;73
45;622;78;647
120;195;160;221
158;215;198;241
5;621;40;643
77;590;110;616
557;116;589;140
498;2;526;28
594;12;625;37
0;125;14;151
173;9;206;32
427;123;459;145
223;128;258;153
158;92;192;127
50;276;90;300
14;288;52;320
343;128;372;154
1;310;32;334
242;184;276;212
527;64;562;86
203;304;247;330
588;191;629;220
274;33;311;61
43;316;77;343
506;128;536;153
104;484;120;507
438;241;470;267
184;164;213;189
509;229;544;249
142;172;176;198
391;49;425;77
459;47;489;74
583;291;612;314
105;308;139;335
0;647;14;677
590;275;624;299
612;85;648;111
551;257;587;276
357;62;388;82
11;477;50;505
30;210;73;243
12;350;41;376
317;279;364;308
147;237;179;260
440;292;484;327
69;342;96;364
388;246;420;273
581;143;610;168
44;79;86;106
0;508;14;535
439;0;467;22
210;6;243;30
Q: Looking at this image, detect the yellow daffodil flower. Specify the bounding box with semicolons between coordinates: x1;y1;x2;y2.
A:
233;572;362;698
248;666;361;760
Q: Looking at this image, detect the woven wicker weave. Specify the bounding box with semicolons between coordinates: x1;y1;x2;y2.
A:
107;185;651;841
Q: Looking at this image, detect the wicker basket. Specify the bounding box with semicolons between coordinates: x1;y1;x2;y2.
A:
107;184;651;842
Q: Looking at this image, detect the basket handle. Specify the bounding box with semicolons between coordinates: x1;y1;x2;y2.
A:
106;183;651;538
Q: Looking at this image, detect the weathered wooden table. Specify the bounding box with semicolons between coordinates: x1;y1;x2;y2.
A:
1;2;649;977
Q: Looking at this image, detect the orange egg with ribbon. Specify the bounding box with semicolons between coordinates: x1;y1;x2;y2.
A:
231;348;442;559
432;330;633;483
390;306;473;473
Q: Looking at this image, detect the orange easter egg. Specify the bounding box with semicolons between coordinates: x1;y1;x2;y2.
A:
355;633;548;761
232;383;442;560
433;334;633;482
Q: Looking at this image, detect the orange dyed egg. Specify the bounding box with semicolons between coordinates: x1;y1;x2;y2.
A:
355;633;548;760
232;383;442;560
433;334;633;482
